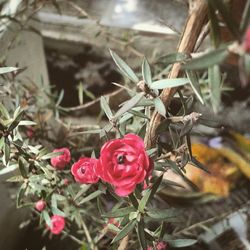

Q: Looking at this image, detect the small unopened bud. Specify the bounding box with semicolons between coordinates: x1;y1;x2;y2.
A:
35;200;46;212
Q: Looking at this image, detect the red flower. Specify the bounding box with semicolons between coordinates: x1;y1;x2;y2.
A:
96;134;153;197
48;215;65;235
50;148;71;170
35;200;46;212
71;158;99;184
243;26;250;53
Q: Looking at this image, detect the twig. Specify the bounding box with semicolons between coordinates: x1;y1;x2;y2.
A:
144;0;208;149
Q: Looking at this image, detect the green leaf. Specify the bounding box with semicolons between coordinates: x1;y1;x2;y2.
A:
41;151;63;160
0;164;18;175
3;142;10;165
19;120;37;126
18;157;28;178
56;89;64;106
102;206;136;218
100;96;113;120
17;183;27;208
110;50;139;83
147;208;178;221
139;175;163;212
158;52;189;65
8;110;24;131
6;175;24;182
186;71;204;104
207;0;240;39
142;57;152;87
153;97;166;117
208;2;221;48
0;67;18;74
137;220;147;250
208;65;221;113
240;0;250;33
114;92;144;119
151;78;189;89
111;220;136;244
167;239;197;248
0;103;10;119
78;190;104;205
42;210;52;228
182;48;228;70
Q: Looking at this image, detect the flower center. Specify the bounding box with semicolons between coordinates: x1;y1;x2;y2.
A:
117;155;125;164
80;167;86;174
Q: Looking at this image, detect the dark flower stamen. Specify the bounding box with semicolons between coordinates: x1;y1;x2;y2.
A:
117;155;125;164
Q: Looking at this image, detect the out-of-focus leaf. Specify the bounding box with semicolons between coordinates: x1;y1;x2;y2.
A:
186;71;204;104
6;175;24;182
207;0;240;39
142;57;152;87
183;49;228;70
0;67;18;74
0;164;18;175
208;65;221;113
151;78;189;89
240;0;250;33
100;96;113;120
153;97;166;117
229;130;250;152
111;219;136;244
0;103;10;119
102;206;136;218
19;120;37;126
110;50;139;83
167;239;197;248
114;92;144;119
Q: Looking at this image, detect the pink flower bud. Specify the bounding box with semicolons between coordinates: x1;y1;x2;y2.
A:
50;148;71;170
35;200;46;212
26;127;34;139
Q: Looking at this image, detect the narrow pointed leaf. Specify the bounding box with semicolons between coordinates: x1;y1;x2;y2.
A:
147;208;179;221
138;220;147;250
41;151;63;160
183;49;228;70
111;220;136;244
0;103;10;119
240;0;250;32
102;206;136;218
158;52;189;65
142;57;152;87
153;97;166;117
8;110;24;131
151;78;189;89
3;142;10;165
110;50;139;83
186;71;204;104
0;164;18;175
114;92;144;119
100;96;113;120
17;183;27;208
18;157;28;178
0;67;18;74
78;190;104;205
167;239;197;248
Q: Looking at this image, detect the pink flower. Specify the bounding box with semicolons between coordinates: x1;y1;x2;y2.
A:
147;241;168;250
50;148;71;170
35;200;46;212
71;158;99;184
96;133;153;197
243;26;250;52
48;215;65;235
